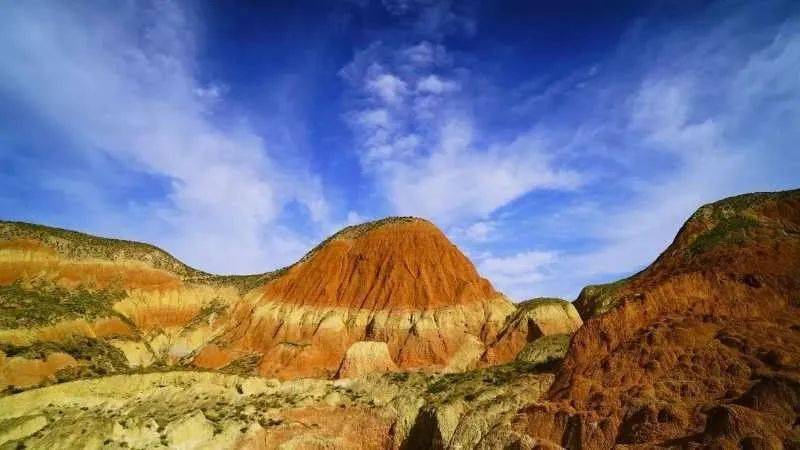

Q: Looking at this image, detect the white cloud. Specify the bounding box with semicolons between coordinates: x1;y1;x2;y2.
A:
0;2;327;273
367;72;408;104
477;251;558;300
452;220;498;242
574;21;800;277
508;10;800;299
402;41;449;68
346;210;368;225
342;39;581;226
416;75;458;94
384;120;581;224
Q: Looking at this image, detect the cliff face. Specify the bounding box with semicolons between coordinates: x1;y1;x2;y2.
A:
0;217;516;389
506;189;800;448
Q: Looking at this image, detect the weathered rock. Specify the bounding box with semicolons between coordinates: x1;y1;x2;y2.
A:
335;341;399;379
482;298;582;365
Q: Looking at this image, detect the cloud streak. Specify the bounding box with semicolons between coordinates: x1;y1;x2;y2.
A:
478;5;800;299
341;19;582;226
0;1;326;273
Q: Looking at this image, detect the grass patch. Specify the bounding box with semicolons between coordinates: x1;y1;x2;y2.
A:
687;215;759;256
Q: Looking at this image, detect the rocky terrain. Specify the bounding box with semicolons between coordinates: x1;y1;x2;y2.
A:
508;189;800;448
0;188;798;449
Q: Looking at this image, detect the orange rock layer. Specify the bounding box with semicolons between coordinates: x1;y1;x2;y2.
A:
259;218;497;310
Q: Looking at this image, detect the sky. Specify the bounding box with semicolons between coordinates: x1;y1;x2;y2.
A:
1;0;799;300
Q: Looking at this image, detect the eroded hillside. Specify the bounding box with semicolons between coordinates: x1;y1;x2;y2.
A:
507;189;800;448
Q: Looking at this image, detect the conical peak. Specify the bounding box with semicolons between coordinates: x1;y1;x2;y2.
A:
335;216;435;239
295;216;439;264
261;216;498;311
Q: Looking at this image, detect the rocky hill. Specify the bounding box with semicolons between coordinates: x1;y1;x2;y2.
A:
0;216;576;449
199;217;517;379
506;189;800;448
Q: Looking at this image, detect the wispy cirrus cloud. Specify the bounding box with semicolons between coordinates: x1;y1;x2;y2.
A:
480;5;800;299
340;4;582;227
0;1;327;273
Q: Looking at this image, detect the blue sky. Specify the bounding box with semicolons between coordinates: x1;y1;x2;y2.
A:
1;0;798;300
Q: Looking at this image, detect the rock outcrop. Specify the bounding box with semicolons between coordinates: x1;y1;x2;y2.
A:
191;217;516;379
481;298;582;366
0;360;555;450
335;341;399;379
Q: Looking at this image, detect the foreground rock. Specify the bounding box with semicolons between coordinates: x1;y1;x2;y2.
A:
0;360;555;449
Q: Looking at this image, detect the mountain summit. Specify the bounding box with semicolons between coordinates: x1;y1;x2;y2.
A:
260;217;497;310
200;217;516;378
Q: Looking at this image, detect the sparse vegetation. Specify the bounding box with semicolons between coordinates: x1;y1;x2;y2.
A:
516;297;569;308
575;277;629;317
515;333;571;365
0;221;206;278
687;215;759;256
0;281;124;328
297;216;420;264
183;299;228;330
0;221;285;290
424;358;552;397
220;354;262;376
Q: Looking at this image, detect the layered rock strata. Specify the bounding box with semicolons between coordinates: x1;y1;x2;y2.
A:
194;218;515;379
0;217;517;388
